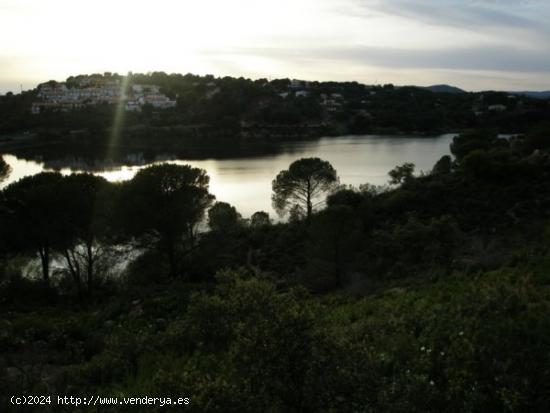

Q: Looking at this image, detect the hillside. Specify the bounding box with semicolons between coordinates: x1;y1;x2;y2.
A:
1;73;549;143
511;91;550;99
425;84;466;94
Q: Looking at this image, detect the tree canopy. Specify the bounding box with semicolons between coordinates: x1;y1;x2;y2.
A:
432;155;452;175
208;201;241;232
272;157;339;219
118;163;215;278
388;162;415;185
2;172;66;284
57;174;115;296
0;155;10;183
250;211;271;228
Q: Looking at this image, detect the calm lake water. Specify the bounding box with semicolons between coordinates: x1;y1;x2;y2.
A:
1;134;455;217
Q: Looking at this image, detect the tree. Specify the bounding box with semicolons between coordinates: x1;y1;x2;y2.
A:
250;211;271;228
0;155;10;183
326;187;363;209
2;173;65;284
388;162;415;185
272;158;339;219
208;201;241;232
450;130;499;161
118;164;214;278
58;174;115;296
432;155;452;175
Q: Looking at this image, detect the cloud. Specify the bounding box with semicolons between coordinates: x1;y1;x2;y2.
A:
224;44;550;74
1;0;549;92
330;46;550;73
359;0;550;33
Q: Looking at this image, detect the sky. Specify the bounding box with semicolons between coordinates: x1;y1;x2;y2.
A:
0;0;549;93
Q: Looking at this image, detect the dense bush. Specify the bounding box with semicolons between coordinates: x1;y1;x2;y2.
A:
3;265;550;412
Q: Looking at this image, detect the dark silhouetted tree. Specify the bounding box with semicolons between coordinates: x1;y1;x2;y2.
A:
388;162;415;185
0;155;10;183
326;187;363;210
2;172;65;284
208;201;241;232
250;211;271;228
450;130;501;161
272;158;339;219
58;174;115;296
118;164;214;278
432;155;452;175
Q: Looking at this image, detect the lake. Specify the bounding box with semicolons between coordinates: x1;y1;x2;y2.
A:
0;134;455;218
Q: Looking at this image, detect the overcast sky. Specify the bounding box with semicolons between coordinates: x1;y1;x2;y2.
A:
1;0;549;93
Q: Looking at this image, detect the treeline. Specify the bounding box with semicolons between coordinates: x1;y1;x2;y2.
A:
1;123;550;300
0;164;213;299
1;72;550;139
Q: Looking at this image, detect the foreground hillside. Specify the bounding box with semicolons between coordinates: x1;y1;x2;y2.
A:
2;262;550;412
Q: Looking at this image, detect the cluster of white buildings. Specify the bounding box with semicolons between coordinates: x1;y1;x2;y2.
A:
31;79;176;114
31;79;121;114
125;84;176;111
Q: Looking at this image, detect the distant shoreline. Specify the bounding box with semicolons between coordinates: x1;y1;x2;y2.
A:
0;128;461;155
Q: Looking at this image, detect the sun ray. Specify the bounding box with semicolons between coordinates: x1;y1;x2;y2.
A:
106;74;130;162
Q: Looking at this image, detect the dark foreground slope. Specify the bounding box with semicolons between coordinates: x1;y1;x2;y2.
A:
2;263;550;412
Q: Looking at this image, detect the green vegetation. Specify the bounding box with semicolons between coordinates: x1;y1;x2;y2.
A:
2;124;550;411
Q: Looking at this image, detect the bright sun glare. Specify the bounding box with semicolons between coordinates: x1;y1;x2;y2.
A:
1;0;549;91
1;0;308;82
